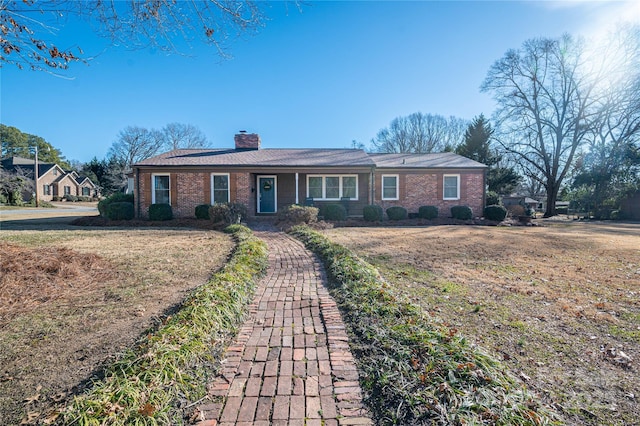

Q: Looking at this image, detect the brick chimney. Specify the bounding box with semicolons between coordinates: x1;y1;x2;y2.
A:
234;131;261;150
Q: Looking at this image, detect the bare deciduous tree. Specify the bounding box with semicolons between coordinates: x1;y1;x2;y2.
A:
1;0;267;71
161;123;209;150
482;35;602;217
483;26;640;217
108;125;163;167
371;112;467;153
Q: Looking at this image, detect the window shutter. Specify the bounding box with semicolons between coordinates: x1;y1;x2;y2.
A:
230;173;237;202
143;173;151;207
170;173;178;206
204;174;211;205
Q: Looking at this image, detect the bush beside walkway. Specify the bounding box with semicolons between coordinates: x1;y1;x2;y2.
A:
59;225;268;425
291;225;561;425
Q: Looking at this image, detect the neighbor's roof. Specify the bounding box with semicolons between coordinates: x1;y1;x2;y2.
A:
1;156;58;176
369;152;487;169
134;148;376;168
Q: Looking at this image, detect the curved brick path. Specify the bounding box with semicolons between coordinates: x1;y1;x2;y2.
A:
196;231;371;426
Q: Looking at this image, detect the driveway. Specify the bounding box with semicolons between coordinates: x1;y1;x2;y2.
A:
0;202;99;230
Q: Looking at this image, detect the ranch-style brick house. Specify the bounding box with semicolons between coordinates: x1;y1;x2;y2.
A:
132;133;487;219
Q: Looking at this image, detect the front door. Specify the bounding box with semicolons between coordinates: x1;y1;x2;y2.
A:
258;176;277;213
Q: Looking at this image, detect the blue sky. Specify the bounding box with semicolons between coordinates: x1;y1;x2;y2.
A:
1;1;639;163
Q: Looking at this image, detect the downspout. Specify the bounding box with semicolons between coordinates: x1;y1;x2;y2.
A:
295;172;299;205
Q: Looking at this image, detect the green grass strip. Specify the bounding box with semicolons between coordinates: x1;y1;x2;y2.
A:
291;225;562;426
59;224;268;425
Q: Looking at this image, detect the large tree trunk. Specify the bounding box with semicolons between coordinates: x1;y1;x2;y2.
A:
544;184;560;218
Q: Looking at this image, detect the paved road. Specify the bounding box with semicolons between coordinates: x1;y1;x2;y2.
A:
0;203;98;231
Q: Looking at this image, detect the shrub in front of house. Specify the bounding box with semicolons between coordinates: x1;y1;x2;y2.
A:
386;206;408;220
65;195;78;202
323;203;347;221
418;205;438;220
451;205;473;220
149;203;173;221
98;193;134;217
276;204;319;225
209;202;247;224
363;204;383;222
195;204;211;220
484;204;507;221
105;201;134;220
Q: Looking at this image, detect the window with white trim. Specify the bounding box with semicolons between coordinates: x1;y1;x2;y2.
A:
443;174;460;200
211;173;230;204
82;187;91;196
43;184;51;195
152;174;170;204
306;175;358;200
381;175;399;200
64;186;71;195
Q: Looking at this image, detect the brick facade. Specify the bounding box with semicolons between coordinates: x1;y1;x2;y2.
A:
374;171;484;218
136;169;485;219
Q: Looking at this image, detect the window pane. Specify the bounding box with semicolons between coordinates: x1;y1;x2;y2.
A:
213;175;229;203
326;176;340;199
342;176;356;199
213;175;228;190
308;177;323;199
382;176;397;199
154;176;170;204
444;176;458;199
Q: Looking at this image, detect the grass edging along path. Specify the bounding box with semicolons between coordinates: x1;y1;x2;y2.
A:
290;226;561;426
59;225;268;425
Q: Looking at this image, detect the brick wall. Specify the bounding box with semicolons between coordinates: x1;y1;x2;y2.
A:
175;172;206;218
137;171;254;219
374;171;484;218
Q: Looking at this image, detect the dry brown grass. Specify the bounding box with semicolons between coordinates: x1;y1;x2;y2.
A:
323;222;640;426
0;228;233;425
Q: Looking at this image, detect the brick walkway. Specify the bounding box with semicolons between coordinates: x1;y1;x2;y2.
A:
196;231;371;426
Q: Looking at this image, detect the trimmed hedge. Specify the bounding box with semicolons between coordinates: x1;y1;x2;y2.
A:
484;204;507;221
418;205;438;220
98;193;134;217
451;205;473;220
105;202;134;220
195;204;211;220
276;204;319;225
209;202;247;225
149;203;173;221
386;206;408;220
323;203;347;221
363;205;383;222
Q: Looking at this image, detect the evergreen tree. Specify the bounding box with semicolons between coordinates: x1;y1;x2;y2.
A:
455;115;520;194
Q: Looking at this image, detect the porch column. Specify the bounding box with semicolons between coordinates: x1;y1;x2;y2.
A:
295;173;299;204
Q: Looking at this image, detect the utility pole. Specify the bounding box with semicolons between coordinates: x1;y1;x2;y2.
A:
34;145;39;207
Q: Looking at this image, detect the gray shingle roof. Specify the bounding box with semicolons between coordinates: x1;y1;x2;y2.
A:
134;149;376;167
134;149;487;169
369;152;487;169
